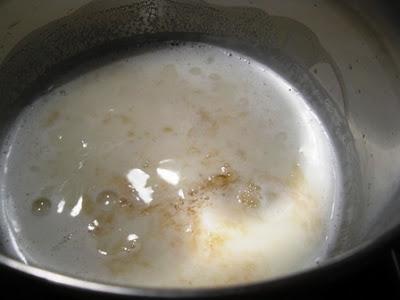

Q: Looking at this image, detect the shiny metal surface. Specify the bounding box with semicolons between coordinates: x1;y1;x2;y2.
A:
0;0;399;296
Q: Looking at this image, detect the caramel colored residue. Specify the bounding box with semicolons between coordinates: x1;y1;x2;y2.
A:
140;204;161;216
118;114;131;124
287;164;322;235
207;232;227;255
74;158;321;278
205;163;238;189
237;183;261;208
110;175;135;200
163;126;174;133
43;111;60;127
288;164;305;190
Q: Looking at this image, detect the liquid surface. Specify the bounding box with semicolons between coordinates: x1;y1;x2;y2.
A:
1;43;339;287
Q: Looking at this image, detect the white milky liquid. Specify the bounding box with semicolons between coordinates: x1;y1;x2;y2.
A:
1;43;339;287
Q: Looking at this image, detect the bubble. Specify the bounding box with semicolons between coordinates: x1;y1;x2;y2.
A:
122;233;140;254
96;232;141;257
88;219;100;233
31;197;52;216
96;190;118;211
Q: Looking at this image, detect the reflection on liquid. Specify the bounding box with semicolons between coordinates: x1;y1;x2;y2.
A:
156;168;180;185
126;168;154;204
178;188;185;199
70;195;83;217
56;199;65;214
11;44;337;287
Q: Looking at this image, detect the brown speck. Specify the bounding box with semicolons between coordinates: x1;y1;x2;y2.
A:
188;188;199;196
43;111;60;127
140;204;161;216
143;160;150;168
206;164;238;189
7;20;20;29
313;69;318;74
119;114;131;124
127;130;135;138
163;126;174;133
267;191;278;200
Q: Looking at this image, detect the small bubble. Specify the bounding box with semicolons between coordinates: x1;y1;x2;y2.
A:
122;233;140;253
96;190;118;211
31;197;52;216
88;219;100;233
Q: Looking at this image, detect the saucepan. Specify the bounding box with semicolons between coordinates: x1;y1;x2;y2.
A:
0;0;399;298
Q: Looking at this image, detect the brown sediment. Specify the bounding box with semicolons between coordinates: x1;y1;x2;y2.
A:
79;161;281;275
204;163;238;189
237;182;261;208
206;232;227;256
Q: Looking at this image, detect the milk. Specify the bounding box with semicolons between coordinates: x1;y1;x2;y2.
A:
0;43;338;287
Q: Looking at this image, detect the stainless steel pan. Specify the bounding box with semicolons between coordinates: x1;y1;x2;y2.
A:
0;0;399;297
